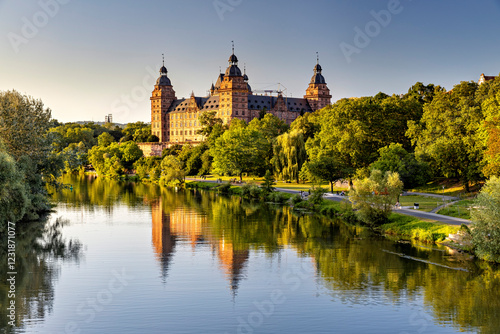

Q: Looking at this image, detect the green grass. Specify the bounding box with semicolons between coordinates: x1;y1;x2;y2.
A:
186;175;349;193
436;199;474;220
382;213;459;243
409;178;483;197
398;195;445;212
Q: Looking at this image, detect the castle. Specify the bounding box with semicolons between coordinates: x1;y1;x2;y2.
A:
149;47;331;148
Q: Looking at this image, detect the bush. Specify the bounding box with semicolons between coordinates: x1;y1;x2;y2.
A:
289;194;303;206
471;176;500;262
267;191;288;203
307;187;327;205
217;182;232;194
240;182;262;199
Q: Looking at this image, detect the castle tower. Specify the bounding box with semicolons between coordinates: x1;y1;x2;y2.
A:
218;43;250;123
304;54;331;111
151;55;176;142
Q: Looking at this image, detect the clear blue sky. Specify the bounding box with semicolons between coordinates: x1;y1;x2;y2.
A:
1;0;499;123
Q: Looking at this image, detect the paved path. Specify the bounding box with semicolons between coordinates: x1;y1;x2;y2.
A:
403;191;459;201
187;179;471;225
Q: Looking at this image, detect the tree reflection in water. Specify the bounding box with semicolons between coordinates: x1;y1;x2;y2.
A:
14;174;500;334
0;217;82;332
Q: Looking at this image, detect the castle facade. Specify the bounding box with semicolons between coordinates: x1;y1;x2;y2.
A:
150;49;331;145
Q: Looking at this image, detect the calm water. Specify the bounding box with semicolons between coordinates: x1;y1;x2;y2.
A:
1;175;500;334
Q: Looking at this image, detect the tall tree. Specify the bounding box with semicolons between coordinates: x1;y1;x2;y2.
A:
0;90;62;220
271;129;307;183
407;81;484;191
211;126;267;181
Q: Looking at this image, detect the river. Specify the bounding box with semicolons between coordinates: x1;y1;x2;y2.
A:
1;175;499;334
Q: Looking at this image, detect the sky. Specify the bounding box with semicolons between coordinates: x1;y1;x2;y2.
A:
1;0;500;124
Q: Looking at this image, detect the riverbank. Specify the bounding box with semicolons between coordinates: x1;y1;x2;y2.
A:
185;180;464;246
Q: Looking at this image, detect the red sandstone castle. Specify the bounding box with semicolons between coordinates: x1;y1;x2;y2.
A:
150;48;331;145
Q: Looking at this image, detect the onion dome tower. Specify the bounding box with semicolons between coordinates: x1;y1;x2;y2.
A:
151;54;176;142
304;52;331;111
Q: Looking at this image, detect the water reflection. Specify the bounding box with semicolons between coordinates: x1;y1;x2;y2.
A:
6;175;500;334
151;197;249;293
0;217;82;333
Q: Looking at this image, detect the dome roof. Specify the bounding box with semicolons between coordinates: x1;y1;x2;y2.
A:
314;64;322;72
225;65;242;77
160;65;168;74
243;73;249;81
229;53;238;64
311;73;326;84
247;83;252;92
156;75;171;86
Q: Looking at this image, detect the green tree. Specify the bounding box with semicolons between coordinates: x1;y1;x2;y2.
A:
290;112;321;143
211;126;267;181
161;155;185;185
0;90;62;220
197;110;223;137
0;145;29;225
271;129;307;183
120;141;143;169
471;176;500;262
260;170;276;194
350;170;403;225
480;90;500;177
407;81;484;191
404;82;444;104
97;132;115;147
307;155;348;193
308;96;422;185
370;143;430;189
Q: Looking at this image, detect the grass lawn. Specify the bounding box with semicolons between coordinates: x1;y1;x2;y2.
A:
436;199;474;220
382;213;459;243
398;194;446;212
187;175;349;193
409;178;483;197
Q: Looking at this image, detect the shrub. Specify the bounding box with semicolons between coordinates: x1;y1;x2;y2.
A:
289;194;303;206
471;176;500;262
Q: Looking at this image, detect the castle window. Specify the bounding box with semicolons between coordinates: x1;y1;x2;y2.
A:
236;111;239;116
242;111;245;115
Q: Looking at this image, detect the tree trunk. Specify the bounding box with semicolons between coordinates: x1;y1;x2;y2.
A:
240;173;243;182
330;181;333;193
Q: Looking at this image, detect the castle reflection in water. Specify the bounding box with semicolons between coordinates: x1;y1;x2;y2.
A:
151;199;249;293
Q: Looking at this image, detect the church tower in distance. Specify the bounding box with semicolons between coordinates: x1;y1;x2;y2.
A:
304;55;332;111
151;55;176;142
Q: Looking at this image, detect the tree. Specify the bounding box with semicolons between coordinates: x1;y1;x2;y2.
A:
290;112;321;143
307;155;348;193
260;170;275;194
0;145;29;225
271;129;307;183
407;81;484;191
350;170;403;225
471;176;500;262
211;126;267;181
120;141;143;169
370;143;430;189
404;82;444;104
308;96;423;185
248;113;288;174
161;155;185;185
0;90;62;220
97;132;115;147
480;90;500;177
197;110;223;137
